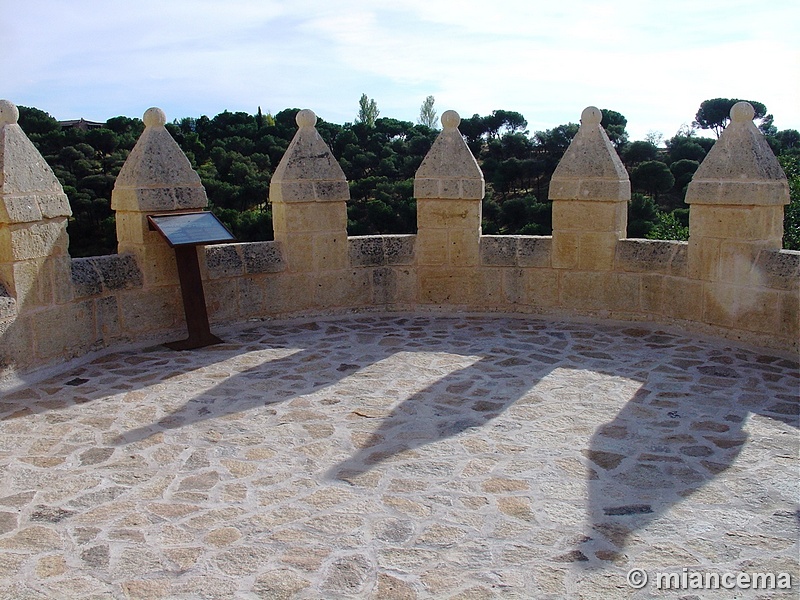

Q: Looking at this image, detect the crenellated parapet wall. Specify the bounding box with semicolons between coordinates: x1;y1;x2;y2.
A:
0;100;796;382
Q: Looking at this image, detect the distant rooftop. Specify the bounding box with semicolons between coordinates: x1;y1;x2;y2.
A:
58;118;106;131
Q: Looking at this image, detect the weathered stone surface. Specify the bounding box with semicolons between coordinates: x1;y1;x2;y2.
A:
616;239;688;276
242;241;284;274
1;101;71;223
549;106;630;202
113;108;204;198
0;314;797;597
270;110;348;202
687;102;789;206
414;111;484;200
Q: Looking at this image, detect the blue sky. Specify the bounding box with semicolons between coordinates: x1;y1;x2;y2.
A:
3;0;798;141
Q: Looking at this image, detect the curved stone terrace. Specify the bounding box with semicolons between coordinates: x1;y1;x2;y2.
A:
0;312;797;599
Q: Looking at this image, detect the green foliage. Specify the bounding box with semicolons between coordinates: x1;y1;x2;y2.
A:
418;96;438;129
356;94;380;128
779;154;800;250
630;161;675;198
600;109;628;150
623;140;659;166
627;193;659;238
694;98;768;138
646;210;689;241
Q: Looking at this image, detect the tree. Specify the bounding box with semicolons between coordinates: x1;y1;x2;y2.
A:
418;96;438;129
630;160;675;199
694;98;767;138
356;94;380;128
601;109;628;150
623;140;658;166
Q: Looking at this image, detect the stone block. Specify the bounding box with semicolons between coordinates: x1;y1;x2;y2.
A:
264;273;314;315
0;315;33;373
689;205;784;243
616;239;684;274
115;211;156;246
560;272;639;312
661;277;703;322
0;194;43;223
754;249;800;291
501;267;525;305
71;259;102;298
687;237;721;281
517;236;552;268
312;234;348;271
96;296;121;339
0;280;15;319
31;301;96;361
205;278;240;323
272;201;346;233
416;230;449;267
640;273;664;315
242;242;284;274
314;180;350;202
448;229;480;266
551;232;578;269
50;256;75;305
552;200;627;233
577;232;618;271
524;269;559;308
238;276;267;318
779;291;799;345
0;219;69;261
549;179;630;202
91;254;143;291
480;236;517;267
119;287;182;334
37;193;72;219
417;199;481;230
205;244;243;279
269;181;316;204
129;244;179;287
475;268;506;307
6;259;46;310
349;236;384;267
418;269;477;305
315;269;371;309
391;267;417;305
703;283;780;334
384;235;415;265
372;267;395;305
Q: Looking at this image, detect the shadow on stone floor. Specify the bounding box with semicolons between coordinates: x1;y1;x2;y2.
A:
2;315;796;571
576;359;799;565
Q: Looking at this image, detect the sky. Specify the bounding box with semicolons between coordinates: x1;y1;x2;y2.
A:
2;0;799;142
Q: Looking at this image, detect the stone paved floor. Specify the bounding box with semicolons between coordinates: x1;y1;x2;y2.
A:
0;314;797;599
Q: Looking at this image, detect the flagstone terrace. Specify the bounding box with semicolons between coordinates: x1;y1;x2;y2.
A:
0;99;798;597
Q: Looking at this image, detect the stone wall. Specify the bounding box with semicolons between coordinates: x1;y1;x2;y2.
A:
0;99;797;382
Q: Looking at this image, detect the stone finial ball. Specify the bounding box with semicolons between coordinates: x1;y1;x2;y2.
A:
581;106;602;126
0;99;19;126
441;110;460;129
143;107;167;128
296;109;317;128
731;101;755;123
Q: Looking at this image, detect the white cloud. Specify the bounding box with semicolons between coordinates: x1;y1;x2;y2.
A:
2;0;798;138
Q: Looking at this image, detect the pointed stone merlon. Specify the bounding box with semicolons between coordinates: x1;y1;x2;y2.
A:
549;106;630;271
269;109;349;273
0;99;73;310
414;109;484;293
686;101;790;282
111;107;208;285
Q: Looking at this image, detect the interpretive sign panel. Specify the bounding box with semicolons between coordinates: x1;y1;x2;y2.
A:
147;212;235;247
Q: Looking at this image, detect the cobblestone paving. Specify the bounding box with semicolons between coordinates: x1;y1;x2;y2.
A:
0;314;797;599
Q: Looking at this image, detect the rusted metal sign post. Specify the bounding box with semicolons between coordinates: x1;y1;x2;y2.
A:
147;212;235;350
